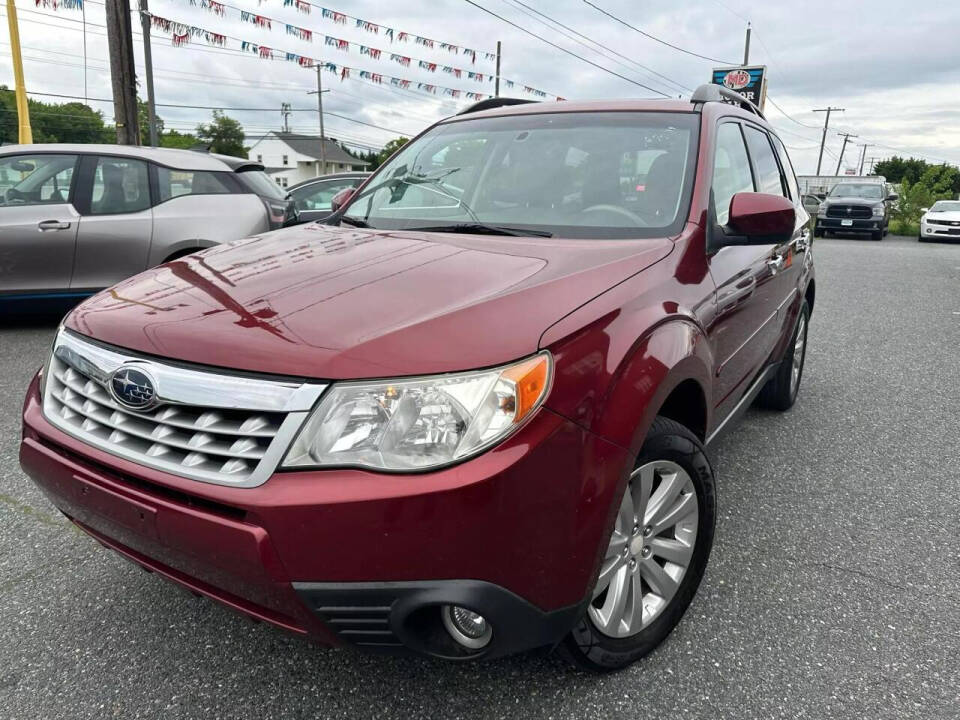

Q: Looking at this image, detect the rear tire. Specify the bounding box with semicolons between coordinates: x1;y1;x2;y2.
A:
757;300;810;411
558;417;715;672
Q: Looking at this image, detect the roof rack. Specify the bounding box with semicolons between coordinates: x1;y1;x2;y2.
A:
690;83;764;119
457;97;538;116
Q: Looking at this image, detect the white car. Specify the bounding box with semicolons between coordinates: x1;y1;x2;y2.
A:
0;144;295;308
919;200;960;242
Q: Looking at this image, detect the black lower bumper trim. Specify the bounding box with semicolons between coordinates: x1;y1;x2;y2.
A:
294;580;583;660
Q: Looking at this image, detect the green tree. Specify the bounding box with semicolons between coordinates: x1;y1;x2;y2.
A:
196;110;248;157
138;98;165;142
160;129;198;149
1;87;106;144
377;136;409;166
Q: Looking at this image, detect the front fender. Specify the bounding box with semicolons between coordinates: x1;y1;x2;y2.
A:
546;317;713;460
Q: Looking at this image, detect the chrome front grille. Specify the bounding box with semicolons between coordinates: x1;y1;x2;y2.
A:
42;330;327;487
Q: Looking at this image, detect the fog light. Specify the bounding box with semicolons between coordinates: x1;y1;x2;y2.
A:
441;605;492;649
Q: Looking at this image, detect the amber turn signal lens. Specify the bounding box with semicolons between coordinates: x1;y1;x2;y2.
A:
501;354;551;423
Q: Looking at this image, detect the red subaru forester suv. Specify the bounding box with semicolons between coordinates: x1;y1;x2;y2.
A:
20;86;813;671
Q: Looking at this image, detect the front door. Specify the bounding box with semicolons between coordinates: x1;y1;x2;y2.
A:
73;155;154;291
706;122;781;416
0;153;80;297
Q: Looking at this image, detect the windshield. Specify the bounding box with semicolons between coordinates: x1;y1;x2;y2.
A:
236;168;287;200
342;111;698;239
829;183;883;199
930;201;960;212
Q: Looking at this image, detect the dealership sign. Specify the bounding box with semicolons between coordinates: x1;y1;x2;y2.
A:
711;65;767;111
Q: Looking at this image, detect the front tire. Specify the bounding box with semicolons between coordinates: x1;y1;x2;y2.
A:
558;417;715;672
757;300;810;411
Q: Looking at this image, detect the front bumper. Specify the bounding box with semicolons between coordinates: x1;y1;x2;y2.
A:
921;222;960;240
20;373;629;659
815;217;882;233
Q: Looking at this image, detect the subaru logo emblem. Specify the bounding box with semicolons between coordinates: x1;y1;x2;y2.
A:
109;367;157;410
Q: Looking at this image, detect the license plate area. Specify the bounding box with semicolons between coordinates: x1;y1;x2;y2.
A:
72;473;159;540
841;219;853;226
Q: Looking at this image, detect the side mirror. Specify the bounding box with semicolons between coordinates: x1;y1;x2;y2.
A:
920;207;929;213
330;187;356;214
817;192;827;200
887;193;899;202
715;192;795;248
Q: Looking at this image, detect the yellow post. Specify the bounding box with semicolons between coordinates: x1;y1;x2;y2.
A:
6;0;33;144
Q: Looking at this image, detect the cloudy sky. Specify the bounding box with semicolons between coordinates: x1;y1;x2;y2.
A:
2;0;958;174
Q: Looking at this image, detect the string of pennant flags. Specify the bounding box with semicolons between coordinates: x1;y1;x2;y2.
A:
148;14;553;102
184;0;497;61
149;10;563;100
181;0;507;87
31;0;563;101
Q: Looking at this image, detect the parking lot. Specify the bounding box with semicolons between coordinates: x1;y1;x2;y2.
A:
1;235;958;719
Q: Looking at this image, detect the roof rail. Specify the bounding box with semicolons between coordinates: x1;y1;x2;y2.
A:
690;83;764;119
457;97;538;116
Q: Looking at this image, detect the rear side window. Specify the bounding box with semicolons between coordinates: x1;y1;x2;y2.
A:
157;168;234;202
770;134;801;202
236;168;287;200
712;123;754;225
0;154;77;206
742;126;786;197
90;157;150;215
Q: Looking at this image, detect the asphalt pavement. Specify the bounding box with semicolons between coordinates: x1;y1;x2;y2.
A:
1;235;958;719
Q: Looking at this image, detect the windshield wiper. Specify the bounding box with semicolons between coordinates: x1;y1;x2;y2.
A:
339;216;371;228
404;223;554;238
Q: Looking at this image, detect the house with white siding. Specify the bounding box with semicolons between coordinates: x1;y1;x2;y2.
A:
246;132;370;189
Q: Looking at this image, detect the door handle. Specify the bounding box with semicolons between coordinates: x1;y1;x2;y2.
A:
767;256;785;274
38;220;71;231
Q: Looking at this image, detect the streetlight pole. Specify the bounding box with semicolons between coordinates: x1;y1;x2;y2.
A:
834;132;857;175
494;40;501;97
743;22;751;65
138;0;158;146
813;106;844;175
308;66;330;176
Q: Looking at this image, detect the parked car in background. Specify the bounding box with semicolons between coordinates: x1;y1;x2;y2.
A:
20;86;814;672
802;192;821;218
813;181;897;240
0;145;295;307
919;200;960;242
287;171;369;224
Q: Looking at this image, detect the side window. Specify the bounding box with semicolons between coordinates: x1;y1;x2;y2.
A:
291;179;358;212
90;157;150;215
0;154;77;207
157;167;233;202
743;126;786;197
712;123;754;225
770;134;801;202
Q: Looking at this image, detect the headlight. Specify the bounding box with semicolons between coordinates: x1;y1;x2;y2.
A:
817;205;828;218
872;206;884;217
282;353;552;472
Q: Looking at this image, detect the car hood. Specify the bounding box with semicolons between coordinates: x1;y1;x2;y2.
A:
66;224;673;379
823;196;881;205
924;210;960;222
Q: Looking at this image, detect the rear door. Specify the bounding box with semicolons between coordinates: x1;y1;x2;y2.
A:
0;153;80;297
707;121;781;416
72;155;154;291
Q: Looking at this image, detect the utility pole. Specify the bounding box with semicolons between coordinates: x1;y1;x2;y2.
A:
743;22;751;65
867;156;878;174
307;67;329;175
813;106;844;175
494;41;501;97
105;0;140;144
834;132;857;175
5;0;32;143
857;143;870;175
280;102;291;133
138;0;158;146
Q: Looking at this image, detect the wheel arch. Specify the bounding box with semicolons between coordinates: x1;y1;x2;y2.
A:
804;278;816;315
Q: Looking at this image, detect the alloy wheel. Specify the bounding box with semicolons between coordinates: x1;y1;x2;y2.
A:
588;460;699;638
790;313;807;397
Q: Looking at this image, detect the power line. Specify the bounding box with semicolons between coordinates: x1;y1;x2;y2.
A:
459;0;669;97
581;0;739;65
501;0;692;95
